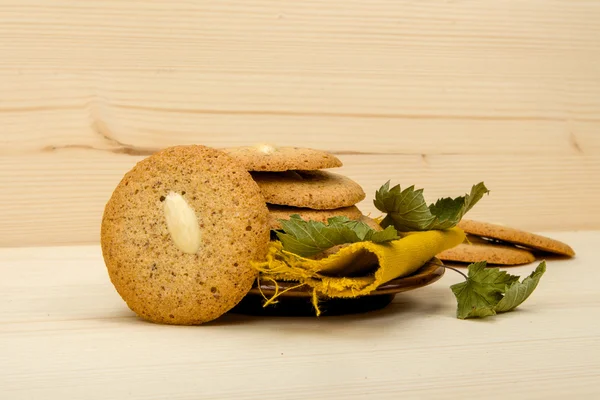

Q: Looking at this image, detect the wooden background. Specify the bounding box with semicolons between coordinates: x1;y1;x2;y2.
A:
1;0;599;247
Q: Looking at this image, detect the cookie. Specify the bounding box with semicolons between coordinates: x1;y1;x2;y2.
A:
438;236;536;265
267;204;363;230
101;145;270;325
252;170;366;209
223;144;342;172
457;219;575;257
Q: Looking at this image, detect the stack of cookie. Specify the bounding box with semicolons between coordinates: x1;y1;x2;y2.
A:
438;219;575;266
223;144;375;230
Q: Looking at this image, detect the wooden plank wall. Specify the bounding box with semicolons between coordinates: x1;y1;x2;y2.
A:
1;0;599;247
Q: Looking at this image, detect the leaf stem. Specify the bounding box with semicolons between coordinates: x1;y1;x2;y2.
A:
443;265;469;280
428;260;468;280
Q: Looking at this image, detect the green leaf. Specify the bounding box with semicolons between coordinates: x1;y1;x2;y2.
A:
495;261;546;313
450;262;516;319
450;280;499;319
365;226;401;243
337;218;399;243
374;182;489;231
276;215;399;257
466;261;520;292
450;261;546;320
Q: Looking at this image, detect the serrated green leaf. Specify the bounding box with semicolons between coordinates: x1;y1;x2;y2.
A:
450;262;510;319
365;225;400;243
495;261;546;313
467;261;520;292
450;279;500;319
374;183;436;231
276;215;399;257
451;261;546;320
332;217;371;240
277;216;358;257
374;182;489;231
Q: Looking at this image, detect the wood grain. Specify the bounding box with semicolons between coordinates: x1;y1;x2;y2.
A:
1;0;600;245
1;231;599;399
1;151;598;247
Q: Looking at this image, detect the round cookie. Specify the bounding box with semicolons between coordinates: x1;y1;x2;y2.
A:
223;144;342;172
267;204;363;230
457;219;575;257
438;236;535;265
101;145;270;325
252;170;366;210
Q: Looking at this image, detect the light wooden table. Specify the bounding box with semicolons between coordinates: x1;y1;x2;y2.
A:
1;231;598;399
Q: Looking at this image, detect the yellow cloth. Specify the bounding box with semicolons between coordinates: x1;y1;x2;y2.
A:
252;227;465;313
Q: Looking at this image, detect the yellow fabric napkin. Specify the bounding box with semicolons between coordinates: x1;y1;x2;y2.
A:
252;227;465;314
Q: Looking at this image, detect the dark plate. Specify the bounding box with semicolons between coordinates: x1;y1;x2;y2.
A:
231;258;445;317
